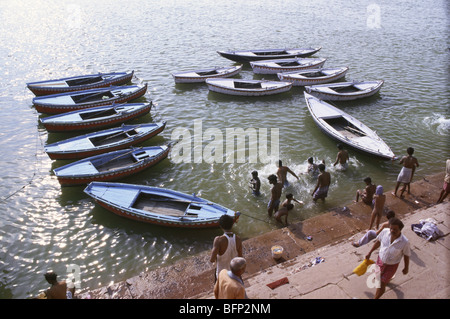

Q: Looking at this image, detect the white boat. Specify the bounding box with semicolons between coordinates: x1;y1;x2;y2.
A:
305;80;384;101
217;47;321;63
304;92;395;160
206;78;292;96
172;65;242;83
84;182;241;228
250;58;326;74
278;67;348;86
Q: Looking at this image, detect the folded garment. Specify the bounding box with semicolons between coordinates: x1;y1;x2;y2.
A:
266;277;289;290
353;259;375;276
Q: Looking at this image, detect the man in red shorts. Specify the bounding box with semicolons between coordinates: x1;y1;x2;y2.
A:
366;218;411;299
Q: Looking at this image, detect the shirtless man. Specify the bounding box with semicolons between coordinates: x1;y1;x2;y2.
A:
277;160;299;188
393;147;419;198
44;272;67;299
267;174;283;217
249;170;261;196
369;185;386;230
210;215;243;281
312;164;331;202
333;144;349;171
355;177;377;206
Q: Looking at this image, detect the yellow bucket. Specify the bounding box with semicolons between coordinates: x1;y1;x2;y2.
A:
271;245;284;260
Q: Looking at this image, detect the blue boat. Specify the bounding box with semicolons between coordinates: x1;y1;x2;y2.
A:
84;182;241;228
33;84;148;114
44;122;166;160
27;71;134;96
54;146;170;186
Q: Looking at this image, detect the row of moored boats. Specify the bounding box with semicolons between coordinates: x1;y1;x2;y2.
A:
27;46;394;229
172;47;394;161
28;70;238;228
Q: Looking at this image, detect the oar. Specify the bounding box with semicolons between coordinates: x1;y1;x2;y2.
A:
147;197;213;205
95;147;143;168
96;125;142;143
75;90;116;104
82;102;127;120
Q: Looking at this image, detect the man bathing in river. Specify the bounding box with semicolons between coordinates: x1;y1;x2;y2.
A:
268;174;283;217
393;147;419;198
277;160;299;188
355;177;376;206
333;143;349;171
312;164;331;203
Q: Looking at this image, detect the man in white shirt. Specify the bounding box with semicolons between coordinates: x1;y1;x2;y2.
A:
366;218;410;299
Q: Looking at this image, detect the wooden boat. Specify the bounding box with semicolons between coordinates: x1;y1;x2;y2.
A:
305;80;384;101
172;65;242;83
27;71;134;96
206;78;292;96
277;67;349;86
304;93;395;160
33;84;148;114
40;102;152;132
53;145;170;186
217;47;322;63
250;58;326;74
45;122;166;160
83;182;241;228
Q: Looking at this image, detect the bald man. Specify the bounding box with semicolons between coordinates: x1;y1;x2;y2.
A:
214;257;248;299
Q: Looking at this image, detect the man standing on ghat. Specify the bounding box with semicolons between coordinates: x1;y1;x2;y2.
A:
365;218;410;299
210;215;243;282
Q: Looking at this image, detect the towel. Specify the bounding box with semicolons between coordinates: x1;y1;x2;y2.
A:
353;259;375;276
266;277;289;290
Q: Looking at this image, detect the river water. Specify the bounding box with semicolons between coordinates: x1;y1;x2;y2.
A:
0;0;448;298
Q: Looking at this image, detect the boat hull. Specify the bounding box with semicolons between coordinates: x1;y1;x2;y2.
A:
54;146;170;186
45;122;166;160
27;71;134;96
305;80;384;101
278;67;348;86
304;93;394;160
250;58;326;75
217;47;321;63
40;102;152;132
84;182;241;228
172;65;242;83
33;84;148;114
206;79;292;96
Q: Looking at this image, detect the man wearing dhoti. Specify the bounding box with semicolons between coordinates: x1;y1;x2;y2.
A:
393;147;419;198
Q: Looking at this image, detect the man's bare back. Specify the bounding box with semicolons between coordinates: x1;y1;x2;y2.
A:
400;155;419;169
46;281;67;299
318;171;331;187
